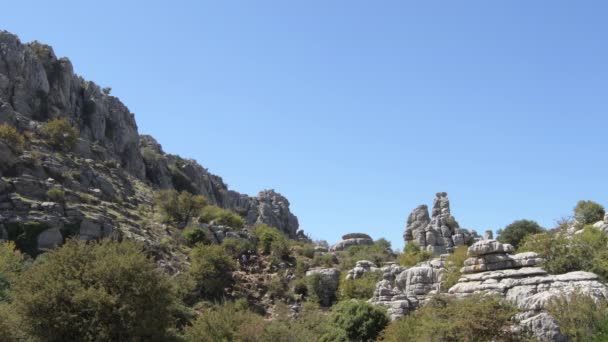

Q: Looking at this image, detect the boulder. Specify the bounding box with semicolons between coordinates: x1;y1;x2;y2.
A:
37;228;63;251
331;233;374;251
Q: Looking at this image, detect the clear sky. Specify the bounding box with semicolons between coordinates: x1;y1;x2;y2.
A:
2;1;607;250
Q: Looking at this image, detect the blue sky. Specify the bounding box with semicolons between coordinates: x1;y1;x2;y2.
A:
2;1;607;250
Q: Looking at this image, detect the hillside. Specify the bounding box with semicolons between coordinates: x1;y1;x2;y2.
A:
2;30;608;342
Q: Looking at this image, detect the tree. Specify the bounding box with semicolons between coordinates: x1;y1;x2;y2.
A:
12;239;177;341
184;244;236;301
155;190;207;226
497;219;545;249
40;117;79;150
574;200;605;225
181;226;211;247
327;300;388;342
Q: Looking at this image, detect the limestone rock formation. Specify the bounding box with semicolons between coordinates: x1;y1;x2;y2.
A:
449;239;608;341
346;260;380;280
0;30;302;267
331;233;374;251
403;192;479;254
369;260;444;320
592;213;608;233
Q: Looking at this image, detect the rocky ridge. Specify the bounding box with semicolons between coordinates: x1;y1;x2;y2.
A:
0;31;300;266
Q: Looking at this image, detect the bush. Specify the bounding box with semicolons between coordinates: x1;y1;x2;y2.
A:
182;302;266;342
222;237;255;259
155;190;207;226
547;291;608;341
307;273;338;307
181;227;211;247
253;224;290;261
398;242;432;267
0;123;25;152
338;272;382;300
380;294;518;341
184;244;236;301
200;205;245;229
46;186;65;203
519;226;607;275
328;300;388;342
12;239;177;341
338;239;395;271
40;117;78;149
0;241;25;302
441;245;468;291
497;219;545;249
574;200;606;225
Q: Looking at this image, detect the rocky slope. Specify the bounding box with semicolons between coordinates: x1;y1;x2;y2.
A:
0;30;300;265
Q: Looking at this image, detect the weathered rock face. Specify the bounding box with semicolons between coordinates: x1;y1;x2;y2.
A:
369;260;444;320
346;260;380;280
0;32;146;178
0;29;301;260
449;239;608;341
331;233;374;251
403;192;479;254
140;135;299;237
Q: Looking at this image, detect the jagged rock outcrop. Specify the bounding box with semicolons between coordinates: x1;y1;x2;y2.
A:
139;135;299;237
346;260;380;280
331;233;374;251
0;29;301;259
449;240;608;341
369;259;445;320
403;192;479;254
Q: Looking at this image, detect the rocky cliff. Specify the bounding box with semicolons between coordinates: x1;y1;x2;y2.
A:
0;31;300;264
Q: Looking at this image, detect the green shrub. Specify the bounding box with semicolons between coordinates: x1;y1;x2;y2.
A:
380;294;518;341
547;291;608;341
0;303;27;341
398;242;432;267
519;226;607;275
497;219;545;249
155;190;207;226
221;237;255;259
307;273;338;307
0;241;25;302
184;244;236;301
0;123;25;152
574;200;605;225
12;239;177;341
441;245;468;291
253;224;290;261
338;272;382;300
337;239;394;271
182;301;266;342
46;186;65;203
328;300;388;342
181;227;211;247
40;117;79;149
200;205;245;229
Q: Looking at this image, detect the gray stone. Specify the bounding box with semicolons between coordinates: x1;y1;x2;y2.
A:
37;228;63;251
79;218;102;240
